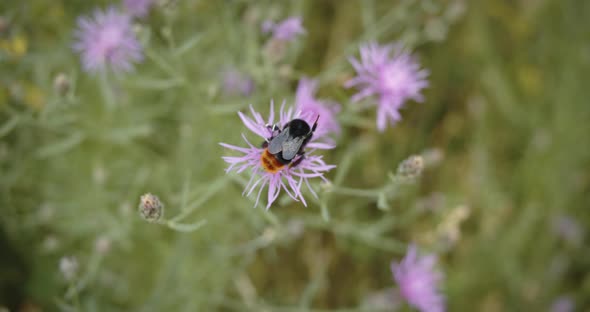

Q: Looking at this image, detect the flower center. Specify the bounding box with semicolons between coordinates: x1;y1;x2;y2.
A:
399;273;431;303
379;65;409;95
98;26;124;60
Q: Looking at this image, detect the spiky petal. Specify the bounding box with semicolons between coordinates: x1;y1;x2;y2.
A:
295;78;341;139
346;42;428;131
123;0;155;18
391;245;445;312
262;16;305;41
73;7;142;73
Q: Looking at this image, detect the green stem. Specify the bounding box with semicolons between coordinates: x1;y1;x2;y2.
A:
99;70;115;110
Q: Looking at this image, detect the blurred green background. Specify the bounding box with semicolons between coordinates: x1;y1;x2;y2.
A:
1;0;589;311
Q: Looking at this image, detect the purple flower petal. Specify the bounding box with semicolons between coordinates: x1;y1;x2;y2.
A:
266;16;305;41
123;0;154;18
347;42;428;131
294;78;341;138
73;7;142;73
391;244;445;312
221;69;255;97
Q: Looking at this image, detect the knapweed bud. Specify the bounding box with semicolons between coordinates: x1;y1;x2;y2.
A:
320;180;333;192
263;38;287;63
397;155;424;179
42;235;60;253
139;193;164;222
53;72;70;96
361;287;402;311
286;219;305;238
59;256;79;281
421;148;444;168
94;236;111;255
278;64;293;80
242;7;261;26
0;16;8;34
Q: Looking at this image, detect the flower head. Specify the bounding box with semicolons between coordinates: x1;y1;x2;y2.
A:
346;42;428;131
295;78;341;139
124;0;155;18
397;155;424;180
391;244;444;312
73;7;142;73
222;69;255;97
59;256;79;281
139;193;164;223
220;101;335;209
53;72;71;96
552;214;583;246
550;296;574;312
262;16;305;41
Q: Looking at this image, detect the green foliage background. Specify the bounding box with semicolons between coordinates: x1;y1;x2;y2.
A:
1;0;589;311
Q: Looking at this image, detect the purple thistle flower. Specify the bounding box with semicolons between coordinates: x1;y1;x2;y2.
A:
552;214;584;246
391;244;445;312
123;0;155;18
346;42;429;131
262;16;305;41
220;101;335;209
73;7;142;73
261;20;275;34
295;78;341;139
550;296;575;312
222;69;255;97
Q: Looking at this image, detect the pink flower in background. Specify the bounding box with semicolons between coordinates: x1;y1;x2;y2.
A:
262;16;305;41
221;69;255;97
346;42;428;131
552;214;583;247
73;7;142;73
550;296;574;312
123;0;155;18
261;19;275;34
391;245;445;312
295;78;341;139
220;101;335;209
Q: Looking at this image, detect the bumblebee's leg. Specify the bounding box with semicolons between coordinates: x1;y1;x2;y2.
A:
265;124;281;134
296;145;307;156
289;152;306;168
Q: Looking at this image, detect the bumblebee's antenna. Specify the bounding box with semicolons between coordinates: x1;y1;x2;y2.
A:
311;115;320;133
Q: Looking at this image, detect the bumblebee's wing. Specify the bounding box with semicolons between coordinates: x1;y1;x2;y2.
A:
267;129;290;154
281;136;305;160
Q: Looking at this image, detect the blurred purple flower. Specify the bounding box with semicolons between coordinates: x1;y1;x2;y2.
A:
391;244;444;312
73;7;142;73
123;0;154;18
346;42;429;131
222;69;255;97
261;20;275;34
262;16;305;41
552;214;583;246
550;296;574;312
295;78;341;139
220;101;335;209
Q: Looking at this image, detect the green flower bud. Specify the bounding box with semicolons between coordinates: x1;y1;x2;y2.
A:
139;193;164;223
397;155;424;180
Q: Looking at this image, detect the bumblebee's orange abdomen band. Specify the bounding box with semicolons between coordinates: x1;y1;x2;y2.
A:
261;149;285;173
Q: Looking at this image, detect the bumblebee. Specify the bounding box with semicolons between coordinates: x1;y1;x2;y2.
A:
260;116;319;173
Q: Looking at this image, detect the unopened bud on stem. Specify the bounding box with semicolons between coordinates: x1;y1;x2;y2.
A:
139;193;164;223
53;73;70;96
397;155;424;180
